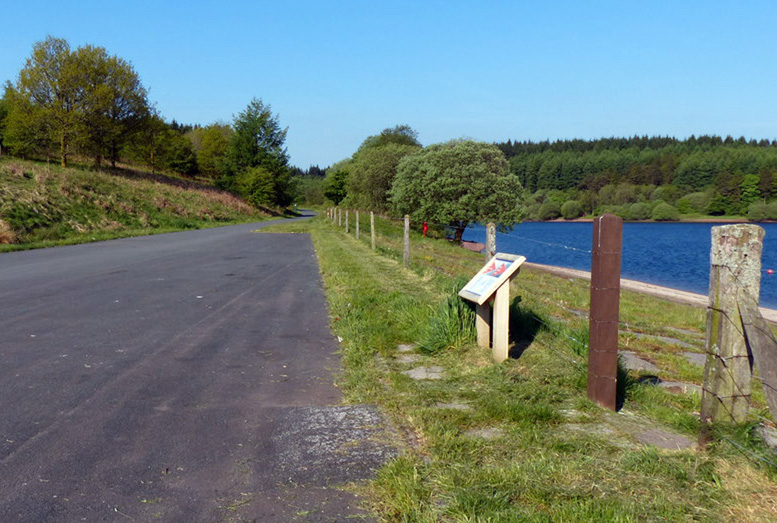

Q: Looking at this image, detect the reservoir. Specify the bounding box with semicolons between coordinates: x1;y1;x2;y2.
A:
462;222;777;309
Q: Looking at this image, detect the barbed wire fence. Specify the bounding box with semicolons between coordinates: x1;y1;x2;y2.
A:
324;207;777;465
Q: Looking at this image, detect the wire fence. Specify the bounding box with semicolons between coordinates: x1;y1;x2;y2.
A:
324;208;777;450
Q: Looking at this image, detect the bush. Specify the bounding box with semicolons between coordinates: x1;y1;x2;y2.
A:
652;202;680;221
537;201;561;221
768;201;777;220
627;202;651;221
676;191;711;214
560;200;583;220
747;202;770;221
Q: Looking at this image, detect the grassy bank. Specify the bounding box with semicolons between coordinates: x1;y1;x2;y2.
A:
0;158;271;252
263;215;777;521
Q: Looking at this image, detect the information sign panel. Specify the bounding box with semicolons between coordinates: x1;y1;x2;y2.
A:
459;253;526;305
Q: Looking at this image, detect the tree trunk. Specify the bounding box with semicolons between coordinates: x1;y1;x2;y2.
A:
452;222;465;243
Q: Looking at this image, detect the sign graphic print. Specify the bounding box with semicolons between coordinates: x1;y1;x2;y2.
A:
459;253;526;305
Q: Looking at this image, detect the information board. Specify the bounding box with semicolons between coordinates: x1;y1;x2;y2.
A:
458;253;526;305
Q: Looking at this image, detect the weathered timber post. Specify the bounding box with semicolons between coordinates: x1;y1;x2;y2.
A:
403;215;410;267
370;212;376;251
338;208;342;227
345;210;350;233
700;224;764;430
587;214;622;411
486;222;496;260
355;211;360;239
476;303;492;348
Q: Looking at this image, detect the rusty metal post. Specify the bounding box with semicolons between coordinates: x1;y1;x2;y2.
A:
587;214;622;410
486;222;496;260
403;215;410;267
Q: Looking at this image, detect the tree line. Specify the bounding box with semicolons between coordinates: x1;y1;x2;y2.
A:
322;125;522;240
497;136;777;220
0;37;295;208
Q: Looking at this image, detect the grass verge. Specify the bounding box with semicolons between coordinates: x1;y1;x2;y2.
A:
0;158;272;252
262;214;777;521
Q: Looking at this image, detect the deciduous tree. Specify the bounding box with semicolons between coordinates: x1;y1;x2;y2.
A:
390;140;522;241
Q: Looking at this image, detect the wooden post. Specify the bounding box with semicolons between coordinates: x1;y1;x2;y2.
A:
476;303;491;348
355;211;360;239
486;222;496;260
740;294;777;423
345;210;350;233
370;212;376;251
338;208;342;227
587;214;622;411
403;215;410;267
492;282;510;362
700;224;764;428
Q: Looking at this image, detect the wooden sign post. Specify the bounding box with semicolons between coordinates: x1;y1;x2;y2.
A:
459;253;526;363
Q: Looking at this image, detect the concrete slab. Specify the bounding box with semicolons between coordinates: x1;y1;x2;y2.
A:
402;366;444;380
634;428;696;450
681;351;707;367
620;351;660;372
396;354;421;364
659;381;702;395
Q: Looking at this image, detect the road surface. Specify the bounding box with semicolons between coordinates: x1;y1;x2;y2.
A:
0;216;395;521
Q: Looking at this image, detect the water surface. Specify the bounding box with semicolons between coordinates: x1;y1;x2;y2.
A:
462;222;777;309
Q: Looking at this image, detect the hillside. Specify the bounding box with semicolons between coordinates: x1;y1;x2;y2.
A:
0;158;269;251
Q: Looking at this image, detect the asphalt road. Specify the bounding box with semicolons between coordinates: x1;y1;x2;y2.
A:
0;216;395;521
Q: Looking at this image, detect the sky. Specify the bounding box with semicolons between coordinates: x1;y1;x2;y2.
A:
2;1;777;168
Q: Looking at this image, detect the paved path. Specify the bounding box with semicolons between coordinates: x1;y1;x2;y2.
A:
0;216;394;521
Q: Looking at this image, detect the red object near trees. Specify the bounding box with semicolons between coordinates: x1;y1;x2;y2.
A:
422;221;428;237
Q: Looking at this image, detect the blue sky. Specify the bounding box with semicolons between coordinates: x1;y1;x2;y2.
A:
2;1;776;168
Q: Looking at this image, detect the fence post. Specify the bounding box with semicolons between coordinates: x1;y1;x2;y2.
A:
370;212;376;251
355;211;360;239
403;215;410;267
338;208;342;227
587;214;622;411
486;222;496;259
345;210;350;233
700;225;764;433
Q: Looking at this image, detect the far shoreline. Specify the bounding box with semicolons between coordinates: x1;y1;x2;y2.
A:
525;217;777;224
524;261;777;325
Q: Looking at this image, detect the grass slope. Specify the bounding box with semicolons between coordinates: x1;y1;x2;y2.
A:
0;158;269;251
264;214;777;521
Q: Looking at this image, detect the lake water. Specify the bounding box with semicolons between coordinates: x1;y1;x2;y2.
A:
462;222;777;309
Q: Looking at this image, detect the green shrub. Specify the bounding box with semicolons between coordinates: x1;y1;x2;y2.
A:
652;202;680;221
676;191;711;214
537;201;561;221
768;201;777;220
560;200;583;220
747;202;770;221
627;202;651;221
